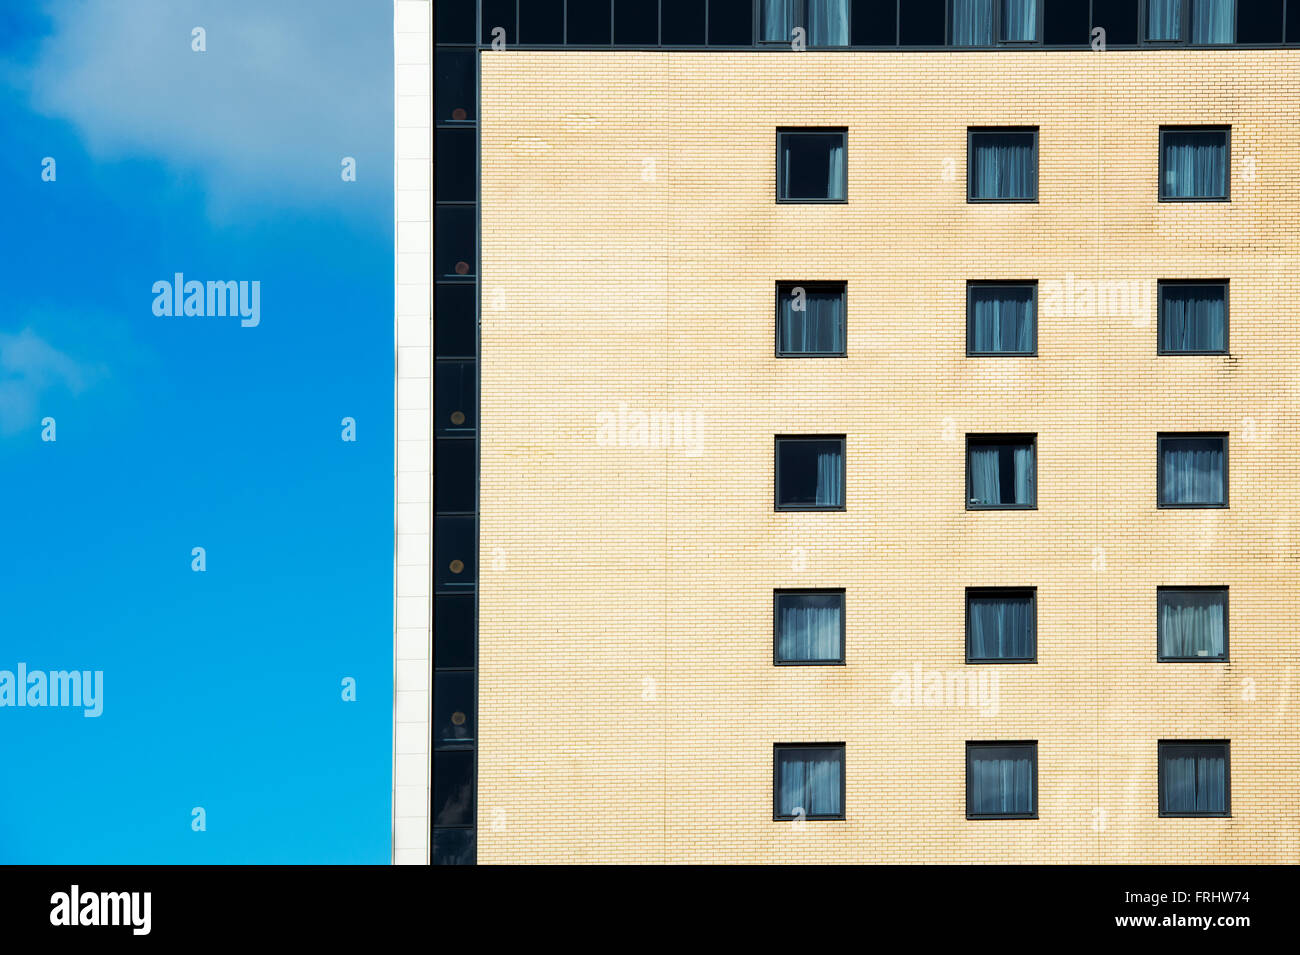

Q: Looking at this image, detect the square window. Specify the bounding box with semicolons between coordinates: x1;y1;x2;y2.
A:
1044;0;1091;45
966;588;1036;662
952;0;994;45
519;0;564;44
968;128;1038;201
1093;0;1139;44
1191;0;1235;42
774;744;845;819
967;282;1036;355
1145;0;1184;41
777;129;847;202
709;0;755;44
775;590;845;664
1158;588;1228;661
1158;281;1227;354
662;0;707;44
852;0;898;45
1160;127;1229;200
1000;0;1040;41
1158;433;1227;507
1236;0;1284;43
899;0;946;43
615;0;659;43
967;742;1037;818
966;434;1036;509
567;0;612;44
762;0;850;46
1159;741;1230;816
777;282;846;356
776;436;845;510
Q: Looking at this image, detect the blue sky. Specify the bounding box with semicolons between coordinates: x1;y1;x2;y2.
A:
0;0;393;863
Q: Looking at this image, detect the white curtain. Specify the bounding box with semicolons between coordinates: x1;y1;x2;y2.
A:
815;444;844;506
825;140;845;199
1162;440;1225;504
1164;749;1227;813
1147;0;1183;40
778;749;843;817
1160;591;1226;658
1161;285;1226;352
762;0;798;42
952;0;994;45
970;751;1034;815
1192;0;1234;43
808;0;849;46
781;288;845;354
1163;131;1227;198
973;133;1036;200
971;286;1034;353
969;593;1034;659
778;594;843;661
1000;0;1037;41
1013;445;1034;503
969;446;1002;505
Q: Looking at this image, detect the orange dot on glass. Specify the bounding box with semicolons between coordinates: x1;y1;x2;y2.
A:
449;559;465;574
454;261;469;275
452;108;467;121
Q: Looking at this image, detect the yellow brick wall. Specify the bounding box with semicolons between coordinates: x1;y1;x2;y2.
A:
476;51;1300;863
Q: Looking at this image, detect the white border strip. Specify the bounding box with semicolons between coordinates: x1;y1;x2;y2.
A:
393;0;432;866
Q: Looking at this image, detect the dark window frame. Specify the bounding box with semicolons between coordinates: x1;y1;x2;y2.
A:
1157;431;1229;509
965;432;1038;510
773;742;847;821
1157;586;1229;662
774;588;847;665
775;434;847;512
966;126;1039;203
1140;0;1240;46
758;0;854;47
1158;739;1231;817
965;586;1038;663
1158;125;1231;202
949;0;1047;47
965;280;1039;356
965;740;1039;820
776;127;849;204
775;281;849;357
1156;279;1229;355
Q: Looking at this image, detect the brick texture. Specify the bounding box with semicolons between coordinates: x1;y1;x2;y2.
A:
475;50;1300;863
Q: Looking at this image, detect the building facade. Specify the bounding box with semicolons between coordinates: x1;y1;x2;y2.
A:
400;0;1300;864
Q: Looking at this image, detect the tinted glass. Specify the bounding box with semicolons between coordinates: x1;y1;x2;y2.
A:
432;750;475;826
853;0;898;44
1093;0;1138;45
709;0;755;43
662;0;707;43
615;0;660;42
900;0;946;43
482;0;518;43
777;438;845;508
1044;0;1091;44
435;360;477;435
435;515;476;591
435;49;476;123
520;0;565;43
567;0;613;43
1237;0;1284;42
434;671;476;749
436;128;476;202
435;205;475;279
436;283;476;358
432;827;476;864
437;0;477;42
435;594;476;669
436;438;476;513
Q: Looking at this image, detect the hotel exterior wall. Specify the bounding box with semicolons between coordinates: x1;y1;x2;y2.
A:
478;51;1300;863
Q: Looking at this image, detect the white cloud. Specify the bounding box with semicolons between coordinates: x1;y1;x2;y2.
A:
16;0;390;218
0;328;104;436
